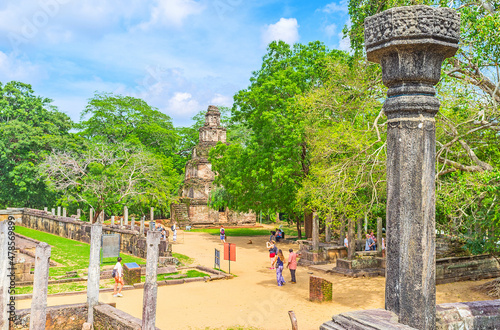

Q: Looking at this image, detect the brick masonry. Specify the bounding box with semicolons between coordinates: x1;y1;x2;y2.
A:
309;276;333;302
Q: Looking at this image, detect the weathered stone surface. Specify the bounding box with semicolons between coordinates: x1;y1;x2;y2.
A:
0;220;10;330
82;322;93;330
30;242;51;330
94;304;160;330
436;254;500;284
142;231;161;330
364;5;460;330
140;216;145;236
312;213;319;251
86;223;102;324
436;300;500;329
321;309;416;329
357;218;362;240
10;303;87;330
347;218;355;260
377;217;383;253
124;206;128;226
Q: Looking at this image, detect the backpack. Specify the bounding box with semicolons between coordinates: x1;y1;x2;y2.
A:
112;269;117;278
221;228;225;235
171;225;175;231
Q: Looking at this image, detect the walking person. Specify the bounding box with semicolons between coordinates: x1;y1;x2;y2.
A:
220;225;226;243
287;248;297;284
273;249;286;286
171;222;177;242
112;257;124;297
266;240;277;269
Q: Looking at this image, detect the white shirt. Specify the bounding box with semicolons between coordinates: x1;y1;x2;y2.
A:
114;262;123;277
344;237;348;247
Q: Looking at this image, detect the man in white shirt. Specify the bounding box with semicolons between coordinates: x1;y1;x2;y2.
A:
112;257;124;297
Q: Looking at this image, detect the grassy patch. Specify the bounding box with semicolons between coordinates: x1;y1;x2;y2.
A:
190;227;298;237
172;252;193;266
16;226;145;277
13;282;90;295
141;269;208;282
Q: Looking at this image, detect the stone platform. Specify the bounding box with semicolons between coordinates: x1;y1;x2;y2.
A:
321;300;500;329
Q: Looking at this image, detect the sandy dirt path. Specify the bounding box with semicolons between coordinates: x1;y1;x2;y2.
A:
17;230;492;329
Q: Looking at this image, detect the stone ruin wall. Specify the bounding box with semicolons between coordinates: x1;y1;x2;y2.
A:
10;303;151;330
19;208;170;259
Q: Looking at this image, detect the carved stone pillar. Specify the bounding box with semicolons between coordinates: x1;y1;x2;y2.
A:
365;6;459;329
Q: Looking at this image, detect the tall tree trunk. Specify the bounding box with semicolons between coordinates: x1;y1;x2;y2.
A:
295;215;302;239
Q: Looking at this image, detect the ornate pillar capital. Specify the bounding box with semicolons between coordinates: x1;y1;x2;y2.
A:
365;6;460;120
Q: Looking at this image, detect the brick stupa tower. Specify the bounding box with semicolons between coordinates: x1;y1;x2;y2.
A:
171;106;256;226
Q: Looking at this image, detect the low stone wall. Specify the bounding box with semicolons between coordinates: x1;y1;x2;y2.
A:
20;208;170;259
0;208;23;222
9;303;161;330
336;256;381;270
297;241;348;266
94;304;158;330
10;303;87;329
436;254;500;284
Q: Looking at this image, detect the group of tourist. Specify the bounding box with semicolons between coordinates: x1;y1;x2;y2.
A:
343;230;385;254
269;228;285;242
266;238;297;286
157;222;177;242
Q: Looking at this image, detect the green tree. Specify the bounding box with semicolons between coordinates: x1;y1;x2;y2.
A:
210;41;340;237
41;142;178;222
0;81;73;208
346;0;500;248
297;55;386;231
78;92;184;173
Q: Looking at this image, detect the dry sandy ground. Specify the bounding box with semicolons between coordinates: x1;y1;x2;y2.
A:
17;229;493;330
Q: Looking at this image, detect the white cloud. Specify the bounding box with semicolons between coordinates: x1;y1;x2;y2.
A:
325;23;337;38
0;51;46;83
262;18;299;46
323;1;348;14
167;92;201;117
210;93;232;107
138;0;205;29
338;31;350;52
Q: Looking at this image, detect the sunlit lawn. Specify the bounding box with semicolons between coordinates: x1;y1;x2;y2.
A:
15;226;145;277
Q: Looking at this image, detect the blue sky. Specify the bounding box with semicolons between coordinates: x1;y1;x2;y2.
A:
0;0;350;127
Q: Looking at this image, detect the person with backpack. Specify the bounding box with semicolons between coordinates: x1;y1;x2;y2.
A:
112;257;124;297
220;225;226;243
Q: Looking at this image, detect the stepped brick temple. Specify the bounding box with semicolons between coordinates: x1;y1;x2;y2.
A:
171;106;256;227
